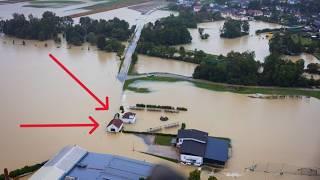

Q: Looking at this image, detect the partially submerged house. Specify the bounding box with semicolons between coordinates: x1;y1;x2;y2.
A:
176;129;230;167
121;112;137;124
106;118;124;133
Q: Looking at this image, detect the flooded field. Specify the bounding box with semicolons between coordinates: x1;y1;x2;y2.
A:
0;3;319;180
182;20;319;64
0;35;196;175
123;81;320;180
134;55;197;76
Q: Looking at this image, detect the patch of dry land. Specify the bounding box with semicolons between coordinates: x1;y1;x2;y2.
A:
69;0;155;18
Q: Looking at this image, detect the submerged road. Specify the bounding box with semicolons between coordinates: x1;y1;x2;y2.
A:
117;7;162;84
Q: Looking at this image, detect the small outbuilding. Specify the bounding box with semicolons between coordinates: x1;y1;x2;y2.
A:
121;112;136;124
106;119;123;133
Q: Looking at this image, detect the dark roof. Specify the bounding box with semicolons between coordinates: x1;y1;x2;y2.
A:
180;141;206;157
122;112;136;119
177;129;208;142
204;137;229;162
107;119;123;128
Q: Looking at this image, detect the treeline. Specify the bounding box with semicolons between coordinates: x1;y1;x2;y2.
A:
255;27;282;34
168;4;224;25
137;43;216;64
193;51;320;87
0;161;46;180
66;16;134;46
220;18;250;38
0;12;134;54
1;12;68;40
269;32;320;55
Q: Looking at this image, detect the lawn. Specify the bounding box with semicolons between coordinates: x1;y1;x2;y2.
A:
154;135;173;146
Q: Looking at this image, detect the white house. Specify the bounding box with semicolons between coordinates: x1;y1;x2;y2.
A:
121;112;136;124
106;119;123;133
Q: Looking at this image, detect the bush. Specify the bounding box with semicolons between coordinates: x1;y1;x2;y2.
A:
181;123;186;130
136;104;146;108
188;170;201;180
208;176;218;180
176;107;188;111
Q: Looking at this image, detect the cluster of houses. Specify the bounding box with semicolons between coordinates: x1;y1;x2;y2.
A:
106;112;136;132
176;0;320;33
175;129;230;167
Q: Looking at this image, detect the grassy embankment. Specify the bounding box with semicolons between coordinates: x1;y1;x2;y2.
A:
124;76;320;99
123;76;179;93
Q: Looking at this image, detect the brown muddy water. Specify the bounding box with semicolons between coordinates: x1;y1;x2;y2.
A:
0;35;195;177
123;81;320;180
134;55;197;76
0;6;319;180
182;20;319;64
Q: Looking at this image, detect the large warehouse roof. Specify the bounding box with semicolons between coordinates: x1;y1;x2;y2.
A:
30;145;88;180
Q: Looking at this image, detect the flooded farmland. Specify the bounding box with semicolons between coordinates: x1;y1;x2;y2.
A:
123;81;320;180
0;2;319;180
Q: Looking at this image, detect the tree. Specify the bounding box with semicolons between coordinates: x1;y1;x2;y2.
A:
242;21;250;33
86;32;97;44
208;176;218;180
96;35;107;50
248;0;261;9
181;123;186;130
220;18;249;38
188;170;201;180
260;53;307;87
306;63;320;74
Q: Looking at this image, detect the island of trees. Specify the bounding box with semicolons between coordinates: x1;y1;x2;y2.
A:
0;11;135;54
220;18;250;38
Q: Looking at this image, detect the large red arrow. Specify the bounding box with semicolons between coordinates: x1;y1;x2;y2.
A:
20;116;99;135
49;54;109;111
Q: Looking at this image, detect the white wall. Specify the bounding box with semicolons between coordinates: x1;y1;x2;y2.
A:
107;124;123;133
180;154;203;166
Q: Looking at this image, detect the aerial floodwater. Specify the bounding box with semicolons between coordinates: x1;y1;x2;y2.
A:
0;1;320;180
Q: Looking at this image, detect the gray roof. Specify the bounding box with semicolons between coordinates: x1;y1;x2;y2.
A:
65;152;153;180
204;137;229;162
30;145;87;180
180;140;206;157
177;129;208;142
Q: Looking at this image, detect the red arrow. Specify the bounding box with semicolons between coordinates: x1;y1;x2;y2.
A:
49;54;109;111
20;116;99;135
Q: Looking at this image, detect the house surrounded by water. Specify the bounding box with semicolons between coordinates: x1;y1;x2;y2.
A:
176;129;230;167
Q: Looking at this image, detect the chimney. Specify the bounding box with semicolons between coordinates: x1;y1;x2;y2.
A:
4;168;9;180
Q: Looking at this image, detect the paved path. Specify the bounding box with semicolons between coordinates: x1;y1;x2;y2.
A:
117;6;165;84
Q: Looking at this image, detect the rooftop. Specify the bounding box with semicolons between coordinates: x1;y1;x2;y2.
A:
177;129;208;142
204;137;229;162
66;152;153;180
107;118;123;128
30;145;153;180
180;140;206;157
